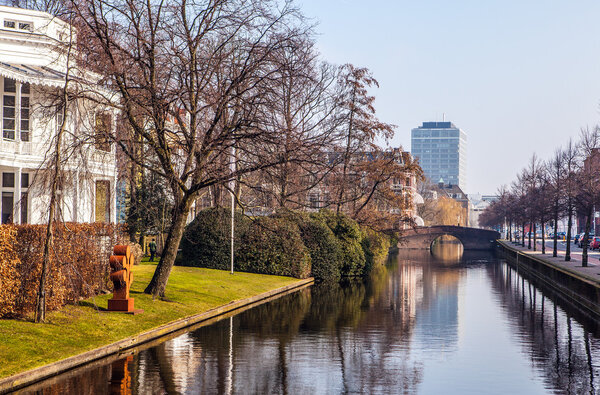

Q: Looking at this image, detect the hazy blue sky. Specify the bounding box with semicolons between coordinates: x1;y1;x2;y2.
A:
299;0;600;194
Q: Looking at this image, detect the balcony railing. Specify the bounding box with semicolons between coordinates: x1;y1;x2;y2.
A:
0;139;32;155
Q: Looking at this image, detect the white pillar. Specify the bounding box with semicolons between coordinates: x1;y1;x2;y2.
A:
73;170;79;222
15;167;21;224
111;176;117;223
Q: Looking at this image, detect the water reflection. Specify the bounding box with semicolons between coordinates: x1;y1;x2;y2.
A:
430;235;464;263
18;250;600;394
487;262;600;394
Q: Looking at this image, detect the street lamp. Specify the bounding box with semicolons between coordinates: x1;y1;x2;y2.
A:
230;145;236;275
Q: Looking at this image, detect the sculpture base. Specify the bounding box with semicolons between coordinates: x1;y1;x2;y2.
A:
108;298;135;312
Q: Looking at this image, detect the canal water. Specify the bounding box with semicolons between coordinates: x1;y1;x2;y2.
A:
19;241;600;394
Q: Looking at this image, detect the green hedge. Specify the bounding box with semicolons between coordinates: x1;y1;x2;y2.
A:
313;210;366;277
180;208;391;281
361;227;392;275
274;210;342;282
237;217;311;278
179;207;249;270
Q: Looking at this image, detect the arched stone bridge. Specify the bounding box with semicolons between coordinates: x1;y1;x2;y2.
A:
399;226;500;250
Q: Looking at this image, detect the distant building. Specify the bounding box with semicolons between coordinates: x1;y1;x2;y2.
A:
468;194;498;228
411;121;467;192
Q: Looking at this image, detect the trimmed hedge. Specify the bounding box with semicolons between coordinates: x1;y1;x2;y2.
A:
274;210;342;282
179;208;392;282
361;227;392;275
313;210;366;277
179;207;250;270
0;223;125;318
237;217;311;278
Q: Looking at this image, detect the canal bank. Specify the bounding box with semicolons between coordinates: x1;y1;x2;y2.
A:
497;240;600;319
0;264;313;394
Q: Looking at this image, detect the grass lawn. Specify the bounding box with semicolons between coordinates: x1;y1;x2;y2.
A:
0;262;301;379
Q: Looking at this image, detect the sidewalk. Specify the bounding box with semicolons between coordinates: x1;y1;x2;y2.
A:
499;240;600;285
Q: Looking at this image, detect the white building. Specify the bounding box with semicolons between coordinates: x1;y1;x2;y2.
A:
411;121;468;192
0;6;116;224
467;194;497;228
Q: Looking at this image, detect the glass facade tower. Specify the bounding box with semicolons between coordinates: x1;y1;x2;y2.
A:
411;121;467;191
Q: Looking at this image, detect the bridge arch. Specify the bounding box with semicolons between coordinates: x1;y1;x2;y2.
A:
429;234;464;250
399;226;500;251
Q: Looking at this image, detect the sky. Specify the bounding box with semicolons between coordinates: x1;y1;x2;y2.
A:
298;0;600;195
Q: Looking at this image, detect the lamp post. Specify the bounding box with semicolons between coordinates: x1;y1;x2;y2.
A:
230;145;236;275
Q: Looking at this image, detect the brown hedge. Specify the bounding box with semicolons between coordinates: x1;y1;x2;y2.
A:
0;223;125;318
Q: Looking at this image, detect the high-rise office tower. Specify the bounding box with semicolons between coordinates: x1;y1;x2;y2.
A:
411;121;467;191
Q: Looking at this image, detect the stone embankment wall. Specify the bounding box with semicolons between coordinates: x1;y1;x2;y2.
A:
498;242;600;319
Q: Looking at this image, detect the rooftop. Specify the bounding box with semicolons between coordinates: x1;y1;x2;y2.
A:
417;121;457;129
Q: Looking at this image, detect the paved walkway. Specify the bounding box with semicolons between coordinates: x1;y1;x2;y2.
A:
499;239;600;285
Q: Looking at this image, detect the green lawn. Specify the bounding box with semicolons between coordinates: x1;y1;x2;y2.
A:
0;263;300;378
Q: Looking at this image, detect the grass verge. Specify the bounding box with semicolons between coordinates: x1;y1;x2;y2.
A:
0;262;301;378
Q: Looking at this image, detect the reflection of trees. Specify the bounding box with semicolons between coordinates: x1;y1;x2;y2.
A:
487;262;600;394
19;365;112;395
28;249;469;394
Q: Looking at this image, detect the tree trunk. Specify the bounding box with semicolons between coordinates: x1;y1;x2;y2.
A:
533;222;537;252
565;202;573;261
36;81;69;323
541;219;545;254
582;207;593;267
144;195;193;297
553;204;559;257
521;222;526;247
528;221;532;249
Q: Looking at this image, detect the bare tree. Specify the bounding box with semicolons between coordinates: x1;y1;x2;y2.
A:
563;139;578;261
69;0;323;297
575;126;600;267
333;64;394;214
546;148;566;257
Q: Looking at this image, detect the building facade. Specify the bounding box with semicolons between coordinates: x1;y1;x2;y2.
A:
0;6;117;224
411;121;467;192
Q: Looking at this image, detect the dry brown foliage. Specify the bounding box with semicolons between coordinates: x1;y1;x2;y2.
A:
0;223;125;318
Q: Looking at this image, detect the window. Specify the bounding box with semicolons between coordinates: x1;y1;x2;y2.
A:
20;89;30;142
18;22;32;31
2;172;14;188
3;78;16;140
94;112;111;151
20;192;27;224
21;173;29;188
95;180;110;222
309;194;319;209
1;192;13;224
3;20;33;31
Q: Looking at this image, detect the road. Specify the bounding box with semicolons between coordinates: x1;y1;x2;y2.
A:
514;238;600;261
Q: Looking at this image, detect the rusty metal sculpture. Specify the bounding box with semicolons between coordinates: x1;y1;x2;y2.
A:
108;245;140;313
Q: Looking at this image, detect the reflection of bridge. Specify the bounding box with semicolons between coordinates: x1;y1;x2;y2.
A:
399;226;500;250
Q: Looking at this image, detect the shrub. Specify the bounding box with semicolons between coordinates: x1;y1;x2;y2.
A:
0;223;124;318
0;226;20;317
237;216;311;279
313;210;365;277
361;227;392;276
179;207;250;269
274;210;342;282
